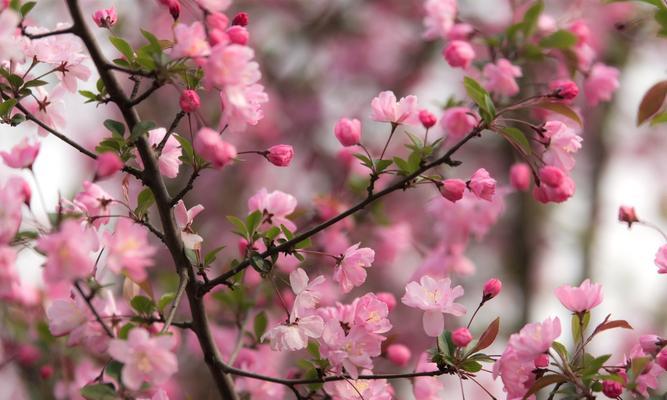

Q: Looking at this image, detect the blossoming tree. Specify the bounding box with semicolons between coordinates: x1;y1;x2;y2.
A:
1;0;667;399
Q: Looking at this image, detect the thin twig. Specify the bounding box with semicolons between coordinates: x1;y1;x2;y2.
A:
161;268;189;333
23;26;74;39
73;281;114;338
169;168;200;206
157;111;185;154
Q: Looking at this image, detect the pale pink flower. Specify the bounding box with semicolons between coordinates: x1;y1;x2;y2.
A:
108;328;178;390
171;22;211;59
45;295;89;338
0;139;40;169
468;168;496;201
320;321;383;379
532;166;575;204
195;0;231;11
443;40;475;69
323;370;393;400
193;127;237;168
0;178;27;244
247;188;298;231
203;44;261;88
624;345;663;397
555;279;603;313
0;10;23;62
95;152;123;180
370;91;418;125
448;23;474;40
542;120;582;172
423;0;457;40
334;243;375;293
508;317;561;360
92;7;117;28
639;334;662;354
509;163;531;191
492;347;536;399
37;220;99;284
73;181;113;228
334;118;362;147
655;244;667;274
440;107;478;141
413;352;444;399
483;58;522;97
584;63;620;106
23;87;67;135
290;267;326;321
261;314;324;351
174;200;204;249
146;128;182;178
220;82;268;132
104;219;156;282
352;293;392;334
401;275;466;337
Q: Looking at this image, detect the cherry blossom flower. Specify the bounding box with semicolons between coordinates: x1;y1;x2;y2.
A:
323;369;393;400
37;220;99;284
261;315;324;351
441;106;478;142
441;179;466;202
386;344;411;366
220;82;269;132
401;275;466;337
174;200;205;250
423;0;457;40
334;243;375;293
247;188;298;231
419;109;437;128
46;296;88;337
334;118;362;147
483;58;522;97
542;121;583;172
0;10;24;62
452;327;473;347
468;168;496;201
507;317;561;360
584;63;620;106
0;139;40;169
172;22;211;59
266;144;294;167
92;7;117;28
549;79;579;101
179;90;201;113
483;278;502;300
104;219;156;282
54;360;99;400
624;345;663;397
351;293;392;334
532;166;575;204
290;267;325;321
95;152;124;180
554;279;603;313
492;347;536;399
443;40;475;69
655;244;667;274
194;127;237;168
23;87;67;136
320;321;383;379
108;328;178;391
73;181;113;228
145;128;183;178
370;91;418;125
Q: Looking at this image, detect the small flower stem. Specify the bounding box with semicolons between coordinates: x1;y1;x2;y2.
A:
466;301;485;329
161;268;189;334
379;123;398;160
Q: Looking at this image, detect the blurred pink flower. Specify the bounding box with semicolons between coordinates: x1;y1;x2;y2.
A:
483;58;522;97
194;127;237;168
95;152;123;180
655;244;667;274
423;0;457;40
532;166;575;204
248;188;297;231
172;22;210;59
323;370;393;400
440;106;478;141
136;128;182;178
179;89;201;113
92;7;117;28
441;178;466;202
386;343;411;366
443;40;475;69
542;120;582;172
509;163;531;191
334;117;362;147
37;220;99;284
104;219;156;282
413;352;444;399
584;63;620;106
73;181;113;228
0;139;40;169
468;168;496;201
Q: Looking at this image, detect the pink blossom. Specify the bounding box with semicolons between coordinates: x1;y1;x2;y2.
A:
376;292;396;311
624;345;663;397
532;166;575;204
569;20;591;45
23;87;67;135
370;91;418;125
136;128;182;178
174;200;204;249
386;344;411;366
639;334;662;354
204;44;260;88
492;347;536;399
334;243;375;293
266;144;294;167
323;370;393;400
0;10;23;62
0;178;27;244
549;79;579;101
452;327;473;347
179;90;201;113
219;82;269;132
602;380;623;398
104;219;156;282
423;0;457;40
483;278;502;300
352;293;392;334
26;29;91;92
46;296;88;337
37;220;99;284
108;328;178;390
261;315;324;351
440;107;478;141
483;58;522;97
195;0;231;12
554;279;603;313
657;348;667;370
509;163;531;191
468;168;496;201
413;352;444;399
441;178;466;202
95;152;123;180
443;40;475;69
419;109;437;129
534;353;549;368
0;139;40;169
542;120;582;172
0;246;20;301
172;22;210;59
618;205;638;227
508;317;561;360
320;322;383;379
232;12;249;26
226;25;249;45
73;181;113;227
207;12;229;30
194;127;237;168
290;267;326;321
584;63;620;106
92;7;117;28
401;275;466;337
655;244;667;274
248;188;298;231
334;118;362;147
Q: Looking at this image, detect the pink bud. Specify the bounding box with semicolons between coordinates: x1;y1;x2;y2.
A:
266;145;294;167
238;238;249;256
92;7;117;28
533;166;575;204
549;79;579;101
95;152;123;180
639;334;662;354
194;127;237;168
533;353;549;368
232;12;249;26
209;29;229;46
167;0;180;20
509;163;531;191
16;344;40;365
226;26;249;45
540;165;565;186
443;40;475;69
179;90;201;113
40;365;54;380
451;327;473;347
334;118;362;147
618;205;638;227
483;278;502;300
386;344;411;366
657;349;667;370
468;168;496;201
602;380;623;398
207;12;229;31
376;292;397;311
419;109;437;129
441;179;466;203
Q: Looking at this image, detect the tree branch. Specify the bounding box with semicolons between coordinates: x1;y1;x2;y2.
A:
22;26;74;40
74;280;114;338
160;267;189;334
170;167;200;207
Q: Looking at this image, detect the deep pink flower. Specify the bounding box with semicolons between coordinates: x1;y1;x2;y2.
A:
334;243;375;293
549;79;579;101
584;63;620;106
440;178;466;203
179;90;201;113
542;120;582;172
334;118;362;147
37;220;99;284
655;244;667;274
232;12;249;26
443;40;475;69
207;12;229;30
618;205;638;227
104;219;156;282
108;328;178;390
483;278;502;300
386;344;411;366
483;58;522;96
226;25;249;45
452;327;472;347
401;275;466;337
532;166;575;204
0;139;40;169
95;152;123;180
534;353;549;368
266;144;294;167
92;7;117;28
509;163;531;191
194;127;237;168
657;348;667;370
602;380;623;398
419;109;437;129
370;91;418;125
468;168;496;201
247;188;298;231
555;279;603;313
440;107;478;141
423;0;457;40
174;200;204;250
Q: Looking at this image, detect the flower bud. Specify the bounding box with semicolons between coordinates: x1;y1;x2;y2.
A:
441;179;466;203
483;278;502;300
334;118;362;147
451;327;473;347
376;292;396;311
95;152;123;180
92;7;117;28
534;353;549;368
232;12;249;26
16;344;40;365
419;109;437;129
510;163;531;191
386;344;411;367
639;334;662;354
226;25;249;45
266;145;294;167
443;40;475;69
179;90;201;113
468;168;496;201
618;205;638;227
40;365;54;380
169;0;181;20
194;127;237;168
207;12;229;31
238;238;249;256
549;79;579;101
602;380;623;398
657;349;667;370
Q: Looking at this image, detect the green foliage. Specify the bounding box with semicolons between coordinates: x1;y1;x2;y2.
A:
130;295;156;316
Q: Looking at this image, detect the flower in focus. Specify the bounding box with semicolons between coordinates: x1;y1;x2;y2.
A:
554;279;603;313
248;188;298;231
401;275;466;337
174;200;205;250
370;91;418;125
92;7;117;28
584;63;620;106
334;243;375;293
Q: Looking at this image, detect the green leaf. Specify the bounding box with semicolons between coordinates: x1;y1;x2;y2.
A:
264;226;281;241
109;36;135;61
250;255;270;274
0;99;17;117
534;101;583;127
630;356;651;379
522;1;544;37
174;134;194;164
463;76;490;110
353;153;373;170
130;295;156;316
551;341;568;361
637;81;667;125
523;374;568;398
24;79;48;88
539;30;577;49
135;188;155;217
7;74;23;89
374;159;393;172
80;384;118;400
104;119;126;138
253;311;268;340
295;237;312;250
203;245;225;266
157;292;176;313
141;29;162;53
19;1;36;17
650;111;667;125
246;210;262;236
227;216;248;238
502;127;532;155
571;311;591;343
129;120;156;142
392;157;410;174
460;360;483;373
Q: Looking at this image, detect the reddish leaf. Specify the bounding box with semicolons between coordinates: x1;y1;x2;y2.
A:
637;81;667;125
523;374;568;398
535;101;582;127
593;319;633;335
472;317;500;353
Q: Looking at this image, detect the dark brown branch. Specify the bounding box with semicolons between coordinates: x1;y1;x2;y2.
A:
74;280;114;338
104;63;155;78
23;26;74;39
169;167;200;207
127;79;164;107
157;111;185;154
